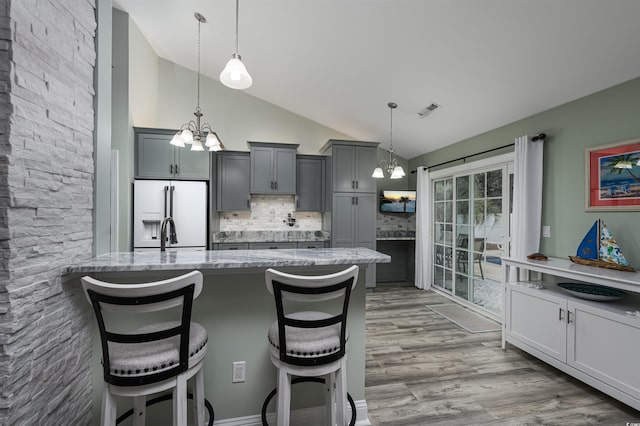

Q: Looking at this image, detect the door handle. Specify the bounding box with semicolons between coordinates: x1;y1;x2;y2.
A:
170;164;173;174
247;199;250;208
352;196;355;205
275;181;278;190
351;181;355;189
270;181;274;190
356;180;359;189
175;164;179;175
355;196;358;205
558;307;564;321
170;185;175;218
567;310;573;324
164;186;169;218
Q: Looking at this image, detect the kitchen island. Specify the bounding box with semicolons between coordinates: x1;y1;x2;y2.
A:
67;247;389;425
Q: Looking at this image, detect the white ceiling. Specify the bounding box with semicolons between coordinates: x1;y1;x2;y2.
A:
112;0;640;160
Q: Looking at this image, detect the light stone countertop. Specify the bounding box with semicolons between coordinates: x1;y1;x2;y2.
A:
212;230;330;243
67;247;390;274
376;230;416;240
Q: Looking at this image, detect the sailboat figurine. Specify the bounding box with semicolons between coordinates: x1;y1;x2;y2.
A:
569;219;634;272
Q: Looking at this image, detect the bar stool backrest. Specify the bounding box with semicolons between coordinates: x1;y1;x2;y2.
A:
265;265;359;367
81;270;203;387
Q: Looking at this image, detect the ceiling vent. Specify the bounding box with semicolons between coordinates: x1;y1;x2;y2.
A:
418;103;441;118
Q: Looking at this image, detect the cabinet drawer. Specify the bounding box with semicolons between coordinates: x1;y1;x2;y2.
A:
297;242;327;249
216;243;249;250
249;242;297;250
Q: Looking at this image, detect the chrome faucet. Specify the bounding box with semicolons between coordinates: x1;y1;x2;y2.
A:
160;217;178;252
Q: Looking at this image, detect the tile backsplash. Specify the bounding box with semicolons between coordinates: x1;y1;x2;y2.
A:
377;212;416;232
220;195;323;231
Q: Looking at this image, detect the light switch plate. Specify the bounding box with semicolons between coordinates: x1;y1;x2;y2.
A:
543;225;551;238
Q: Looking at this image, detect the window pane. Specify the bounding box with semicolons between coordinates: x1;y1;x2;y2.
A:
456;176;469;199
433;266;444;288
444;178;453;200
434;180;444;201
456;201;469;224
455;274;469;299
474;173;486;198
487;170;502;197
473;199;486;226
487;198;502;217
445;201;453;223
444;269;453;291
435;202;445;222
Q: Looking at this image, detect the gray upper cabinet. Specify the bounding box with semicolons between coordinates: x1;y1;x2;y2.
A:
248;142;298;194
296;155;325;211
322;140;377;193
215;151;251;211
135;127;210;180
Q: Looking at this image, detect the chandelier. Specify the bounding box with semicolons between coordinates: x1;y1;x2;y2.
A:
372;102;406;179
170;12;224;152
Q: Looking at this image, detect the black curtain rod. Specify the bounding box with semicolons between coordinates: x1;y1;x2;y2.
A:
410;133;546;174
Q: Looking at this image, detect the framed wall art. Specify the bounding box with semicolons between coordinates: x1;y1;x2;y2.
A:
585;139;640;211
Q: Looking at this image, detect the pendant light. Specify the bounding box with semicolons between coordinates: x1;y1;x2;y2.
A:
170;12;225;152
372;102;406;179
220;0;253;89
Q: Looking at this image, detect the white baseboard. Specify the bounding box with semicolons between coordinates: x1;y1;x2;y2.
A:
212;399;370;425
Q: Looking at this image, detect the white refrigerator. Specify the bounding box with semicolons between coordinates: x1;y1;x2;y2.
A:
133;180;207;250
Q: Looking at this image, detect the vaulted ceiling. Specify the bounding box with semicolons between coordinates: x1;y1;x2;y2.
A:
113;0;640;159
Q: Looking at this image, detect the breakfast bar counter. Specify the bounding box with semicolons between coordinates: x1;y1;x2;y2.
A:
68;248;389;424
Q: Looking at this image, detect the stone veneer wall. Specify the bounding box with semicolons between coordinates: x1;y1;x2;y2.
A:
220;195;323;231
0;0;96;424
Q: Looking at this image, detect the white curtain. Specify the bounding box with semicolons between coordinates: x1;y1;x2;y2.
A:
511;135;544;260
414;167;432;290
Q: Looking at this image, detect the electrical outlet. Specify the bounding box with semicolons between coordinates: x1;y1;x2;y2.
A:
543;225;551;238
232;361;246;383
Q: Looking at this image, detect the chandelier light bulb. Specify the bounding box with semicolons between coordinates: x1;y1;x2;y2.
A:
372;167;384;178
191;139;205;151
180;129;194;144
170;132;185;147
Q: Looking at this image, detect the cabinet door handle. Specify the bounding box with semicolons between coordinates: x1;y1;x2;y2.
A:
351;180;355;189
175;164;179;174
567;310;573;324
247;199;250;208
356;180;359;189
558;308;564;321
352;196;355;205
275;181;278;190
355;196;358;205
229;247;238;250
269;246;278;249
170;164;173;174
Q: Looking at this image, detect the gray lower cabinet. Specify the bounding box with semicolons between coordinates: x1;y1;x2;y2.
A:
248;142;298;194
215;243;249;250
297;241;329;249
296;156;325;211
135;127;210;180
248;242;297;250
214;241;328;250
215;152;251;211
332;193;377;287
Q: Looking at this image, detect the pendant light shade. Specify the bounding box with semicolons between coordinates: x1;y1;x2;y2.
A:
220;0;252;90
220;54;252;89
372;102;406;179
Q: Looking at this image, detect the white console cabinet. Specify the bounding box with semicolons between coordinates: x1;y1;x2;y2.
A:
503;257;640;411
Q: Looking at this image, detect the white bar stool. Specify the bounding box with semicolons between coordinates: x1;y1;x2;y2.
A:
81;271;208;426
264;265;359;426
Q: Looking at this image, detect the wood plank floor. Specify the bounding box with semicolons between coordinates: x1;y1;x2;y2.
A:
365;281;640;425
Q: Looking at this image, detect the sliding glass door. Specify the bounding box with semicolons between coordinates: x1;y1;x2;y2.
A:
432;163;510;315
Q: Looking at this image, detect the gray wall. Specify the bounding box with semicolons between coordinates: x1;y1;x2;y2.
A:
409;76;640;267
0;0;96;423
